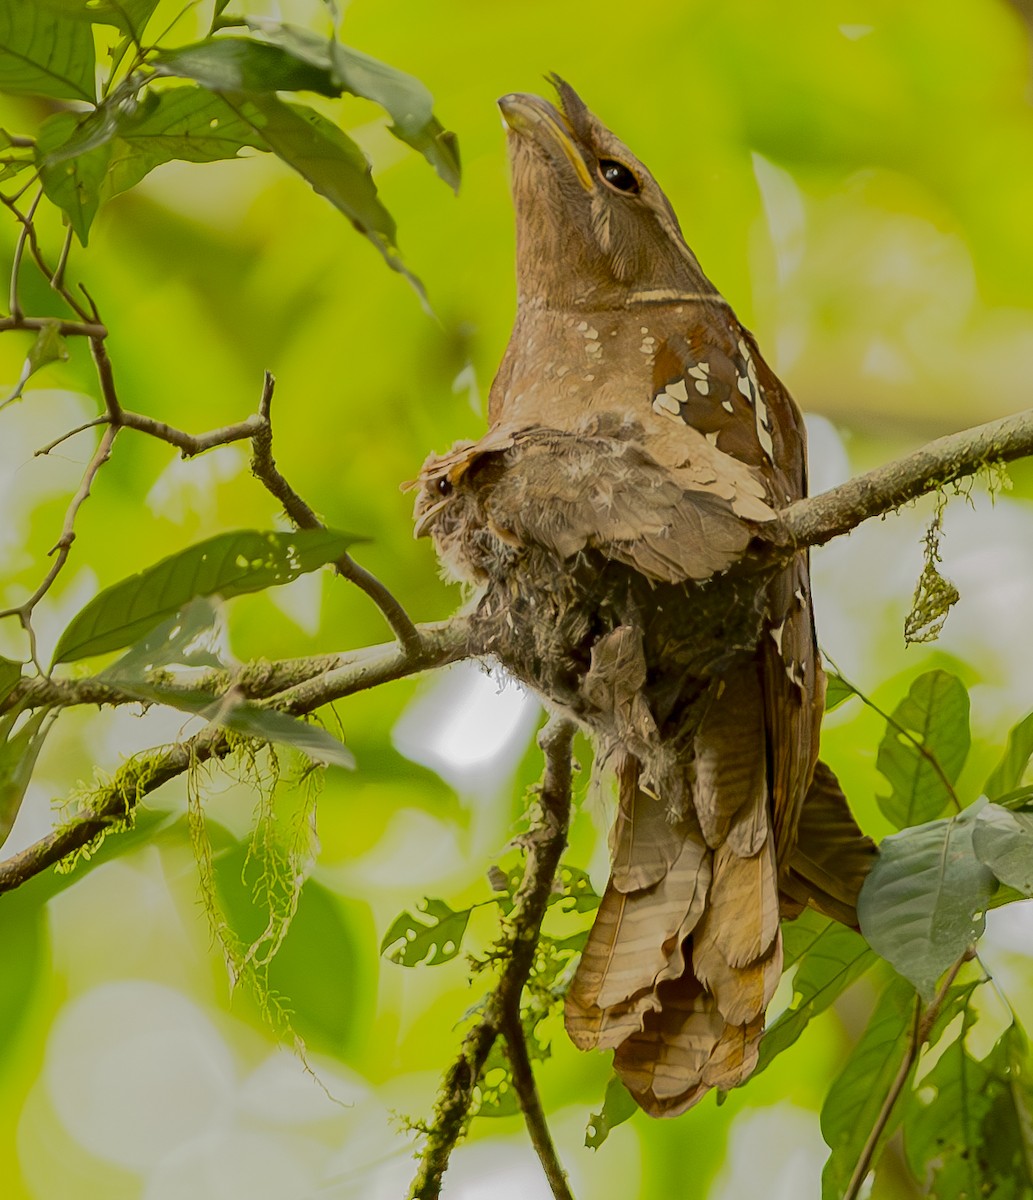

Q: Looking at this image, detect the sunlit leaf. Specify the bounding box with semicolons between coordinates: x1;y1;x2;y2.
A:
3;319;70;405
74;0;161;40
53;528;355;664
551;864;601;913
0;0;96;102
380;897;472;966
102;597;224;680
820;975;917;1200
586;1073;637;1149
824;672;856;712
756;911;875;1074
972;803;1033;896
477;1043;519;1117
875;670;970;828
857;799;994;1001
984;710;1033;801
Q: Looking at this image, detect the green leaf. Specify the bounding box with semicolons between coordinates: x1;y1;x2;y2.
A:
586;1073;637;1149
876;670;970;828
906;1015;1033;1199
857;799;995;1001
756;911;875;1074
246;21;461;191
0;656;22;704
551;864;601;913
824;672;856;712
103;86;270;200
820;975;917;1200
4;319;70;405
476;1042;519;1117
985;710;1033;801
103;596;224;680
218;94;417;289
53;528;355;665
0;709;51;845
0;0;96;102
36;109;115;244
152;36;338;96
73;0;160;40
380;897;472;966
972;803;1033;896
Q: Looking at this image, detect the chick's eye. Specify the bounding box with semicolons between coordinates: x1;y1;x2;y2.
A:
598;158;640;194
436;476;453;497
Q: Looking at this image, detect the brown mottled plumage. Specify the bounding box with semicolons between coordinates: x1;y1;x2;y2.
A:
412;81;874;1117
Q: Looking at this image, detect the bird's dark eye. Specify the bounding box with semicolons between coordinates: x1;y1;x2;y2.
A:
598;158;640;194
436;476;453;497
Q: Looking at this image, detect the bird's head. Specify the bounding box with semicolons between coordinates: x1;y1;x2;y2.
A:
498;77;718;310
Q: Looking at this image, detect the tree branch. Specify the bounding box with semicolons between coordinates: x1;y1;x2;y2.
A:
0;619;473;894
773;406;1033;551
408;715;576;1200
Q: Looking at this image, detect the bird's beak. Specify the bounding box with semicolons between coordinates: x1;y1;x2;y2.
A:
498;93;594;192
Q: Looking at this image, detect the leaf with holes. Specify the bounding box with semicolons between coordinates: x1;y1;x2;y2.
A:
104;86;271;200
756;910;875;1074
586;1073;637;1149
551;864;602;914
857;799;994;1001
0;0;96;102
876;670;970;828
380;898;472;966
53;528;355;665
984;710;1033;802
476;1042;520;1118
972;803;1033;896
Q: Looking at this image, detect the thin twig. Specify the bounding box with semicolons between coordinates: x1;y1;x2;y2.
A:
117;408;265;455
0;192;91;321
249;372;424;655
8;188;41;321
843;953;971;1200
502;1012;575;1200
0;316;108;338
35;417;111;456
408;716;576;1200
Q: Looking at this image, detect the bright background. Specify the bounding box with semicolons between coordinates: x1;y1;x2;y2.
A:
2;1;1033;1197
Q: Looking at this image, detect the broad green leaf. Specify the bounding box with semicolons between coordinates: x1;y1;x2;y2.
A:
820;975;917;1200
906;1016;1033;1199
0;709;51;844
756;911;875;1074
985;710;1033;801
585;1074;637;1149
380;897;472;966
824;672;856;712
53;528;355;665
218;94;415;287
0;656;22;704
35;110;114;244
973;803;1033;896
103;597;224;680
0;0;96;102
103;86;270;200
245;20;461;190
857;799;994;1001
152;37;337;96
876;670;970;828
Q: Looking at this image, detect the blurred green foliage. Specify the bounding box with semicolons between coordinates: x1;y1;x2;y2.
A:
3;2;1033;1198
